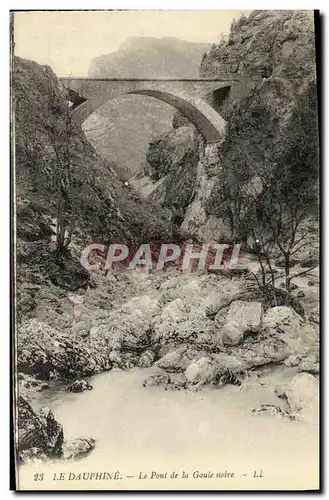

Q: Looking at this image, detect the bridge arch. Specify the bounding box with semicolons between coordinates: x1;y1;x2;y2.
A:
63;79;230;144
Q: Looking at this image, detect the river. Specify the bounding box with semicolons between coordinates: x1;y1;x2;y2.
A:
18;366;319;490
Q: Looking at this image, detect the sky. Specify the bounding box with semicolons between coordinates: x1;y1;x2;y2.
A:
13;10;250;77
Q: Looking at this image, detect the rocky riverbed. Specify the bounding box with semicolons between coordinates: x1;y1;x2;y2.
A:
16;255;319;468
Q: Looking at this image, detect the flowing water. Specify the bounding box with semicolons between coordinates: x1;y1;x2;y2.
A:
19;366;319;490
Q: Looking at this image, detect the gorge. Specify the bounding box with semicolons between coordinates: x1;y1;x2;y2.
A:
13;10;319;490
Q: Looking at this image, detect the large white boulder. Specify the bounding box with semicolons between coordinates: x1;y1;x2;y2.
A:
217;323;244;346
263;306;304;331
185;357;214;384
155;347;192;372
226;300;263;333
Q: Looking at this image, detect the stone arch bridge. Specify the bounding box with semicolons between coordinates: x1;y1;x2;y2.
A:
59;77;239;144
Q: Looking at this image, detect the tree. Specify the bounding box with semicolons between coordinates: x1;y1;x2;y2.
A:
45;82;76;251
14;65;77;253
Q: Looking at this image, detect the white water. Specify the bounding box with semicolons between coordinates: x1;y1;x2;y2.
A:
19;367;319;490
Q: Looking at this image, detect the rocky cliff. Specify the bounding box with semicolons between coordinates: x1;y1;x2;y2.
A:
146;10;318;243
89;37;209;79
201;10;315;82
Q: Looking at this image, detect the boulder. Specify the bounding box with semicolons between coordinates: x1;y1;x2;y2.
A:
109;350;124;367
230;341;289;371
307;305;319;324
298;354;319;375
261;306;318;361
283;353;319;375
262;306;303;333
138;350;155;368
217;323;244;346
252;404;294;420
155;347;193;372
89;325;99;338
143;372;171;387
165;373;187;390
62;437;95;460
66;379;93;393
215;301;263;347
17;319;111;379
18;397;64;460
152;287;221;354
285;372;319;414
98;295;160;353
67;294;84;306
184;357;215;385
19;447;48;464
283;355;301;368
226;300;263;334
184;356;244;388
213;352;245;372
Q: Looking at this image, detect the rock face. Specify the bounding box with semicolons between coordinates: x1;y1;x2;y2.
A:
89;37;210;79
18;397;64;462
201;11;318;240
146;133;232;241
147;126;202;225
17;396;96;464
201;11;315;83
147;127;199;182
179;142;232;242
17;318;113;380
